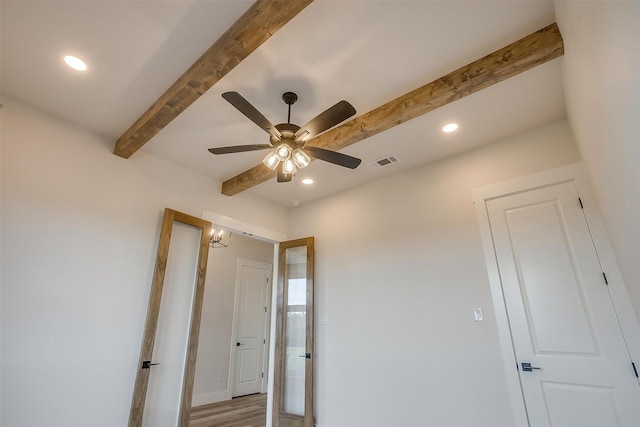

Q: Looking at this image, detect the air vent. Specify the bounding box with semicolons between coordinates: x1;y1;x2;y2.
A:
369;155;399;169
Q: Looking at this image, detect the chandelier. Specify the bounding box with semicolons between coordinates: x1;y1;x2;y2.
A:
209;227;231;248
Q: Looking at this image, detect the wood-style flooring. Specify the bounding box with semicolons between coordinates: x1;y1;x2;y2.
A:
189;393;267;427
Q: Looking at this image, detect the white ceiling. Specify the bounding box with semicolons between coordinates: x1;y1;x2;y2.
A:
1;0;565;208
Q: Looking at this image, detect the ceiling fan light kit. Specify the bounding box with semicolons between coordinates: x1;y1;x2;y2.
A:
209;90;361;183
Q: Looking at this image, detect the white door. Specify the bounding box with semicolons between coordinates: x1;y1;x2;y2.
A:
232;259;271;397
486;180;640;426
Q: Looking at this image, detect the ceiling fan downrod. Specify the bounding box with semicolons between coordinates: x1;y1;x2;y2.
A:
282;91;298;124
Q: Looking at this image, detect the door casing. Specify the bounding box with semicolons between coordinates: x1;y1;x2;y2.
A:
473;162;640;426
272;237;315;427
128;208;211;427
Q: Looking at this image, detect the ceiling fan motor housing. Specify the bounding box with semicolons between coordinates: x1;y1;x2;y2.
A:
270;123;303;148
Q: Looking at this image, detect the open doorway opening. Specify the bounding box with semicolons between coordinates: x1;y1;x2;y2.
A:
189;211;285;426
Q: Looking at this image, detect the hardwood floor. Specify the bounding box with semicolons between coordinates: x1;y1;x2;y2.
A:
189;393;267;427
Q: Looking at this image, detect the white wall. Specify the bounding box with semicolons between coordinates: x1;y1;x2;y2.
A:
555;1;640;319
192;233;273;406
287;121;581;427
0;98;287;427
3;90;625;427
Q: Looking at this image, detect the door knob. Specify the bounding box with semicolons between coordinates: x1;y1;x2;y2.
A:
236;342;244;347
521;362;542;372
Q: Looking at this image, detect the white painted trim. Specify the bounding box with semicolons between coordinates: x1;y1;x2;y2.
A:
229;258;273;397
191;390;232;407
201;210;287;243
266;244;279;427
473;161;640;426
261;261;274;395
472;162;585;203
571;169;640;364
227;259;240;398
473;189;530;427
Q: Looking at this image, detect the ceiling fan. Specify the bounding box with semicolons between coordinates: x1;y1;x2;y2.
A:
208;91;361;182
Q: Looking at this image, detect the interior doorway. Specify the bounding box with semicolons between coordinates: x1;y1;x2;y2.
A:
474;163;640;427
191;227;277;410
194;210;286;427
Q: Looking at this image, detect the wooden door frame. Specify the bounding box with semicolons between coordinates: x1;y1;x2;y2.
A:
272;237;315;427
472;162;640;427
229;257;273;397
129;208;212;427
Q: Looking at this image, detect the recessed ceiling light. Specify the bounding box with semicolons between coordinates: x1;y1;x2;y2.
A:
442;123;459;133
302;178;314;185
63;55;87;71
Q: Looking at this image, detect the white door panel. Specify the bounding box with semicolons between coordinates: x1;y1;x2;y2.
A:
502;198;598;355
238;348;259;382
487;181;640;427
542;381;620;427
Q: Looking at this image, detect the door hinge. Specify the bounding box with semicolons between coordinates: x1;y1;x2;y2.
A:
264;306;267;312
263;339;266;344
632;362;639;378
602;272;609;285
261;372;264;378
578;197;584;209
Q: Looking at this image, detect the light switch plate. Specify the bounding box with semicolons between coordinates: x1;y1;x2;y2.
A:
473;307;484;322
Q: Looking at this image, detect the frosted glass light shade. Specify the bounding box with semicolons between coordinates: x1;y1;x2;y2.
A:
275;144;291;161
263;151;280;170
292;149;311;168
282;158;297;175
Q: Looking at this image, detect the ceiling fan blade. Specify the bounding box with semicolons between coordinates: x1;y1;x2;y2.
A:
208;144;272;155
222;91;282;139
276;163;293;182
295;100;356;141
303;146;362;169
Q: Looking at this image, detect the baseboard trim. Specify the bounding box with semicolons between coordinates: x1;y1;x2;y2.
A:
192;390;232;407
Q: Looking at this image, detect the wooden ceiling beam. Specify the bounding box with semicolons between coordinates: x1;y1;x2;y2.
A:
113;0;314;159
221;23;564;196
